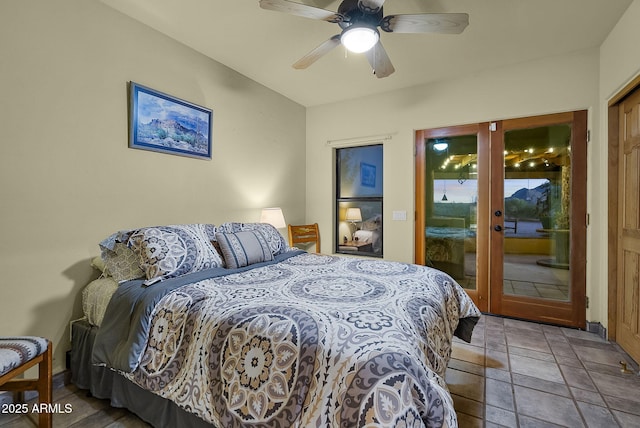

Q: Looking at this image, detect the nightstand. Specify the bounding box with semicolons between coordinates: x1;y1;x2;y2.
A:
338;240;373;253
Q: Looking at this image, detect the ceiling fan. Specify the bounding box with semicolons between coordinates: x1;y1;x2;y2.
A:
259;0;469;78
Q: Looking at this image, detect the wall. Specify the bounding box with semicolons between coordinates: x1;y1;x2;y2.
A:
598;0;640;328
600;0;640;99
0;0;305;373
307;49;604;320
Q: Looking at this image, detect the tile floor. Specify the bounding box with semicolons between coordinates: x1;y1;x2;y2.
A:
459;253;570;301
448;315;640;427
2;315;639;427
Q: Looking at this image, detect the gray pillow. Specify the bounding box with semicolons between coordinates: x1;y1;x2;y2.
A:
217;222;292;256
215;230;274;269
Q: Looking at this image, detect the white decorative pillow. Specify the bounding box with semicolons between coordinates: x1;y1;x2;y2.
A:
215;230;274;269
128;224;223;283
361;216;381;231
102;243;145;283
354;230;374;243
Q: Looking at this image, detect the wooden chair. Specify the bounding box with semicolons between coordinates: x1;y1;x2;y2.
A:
288;223;320;253
0;337;52;428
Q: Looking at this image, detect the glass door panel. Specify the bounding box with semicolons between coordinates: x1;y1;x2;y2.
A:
425;135;479;290
503;125;571;301
490;111;587;328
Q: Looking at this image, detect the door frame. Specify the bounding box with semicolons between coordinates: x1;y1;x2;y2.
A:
415;111;587;327
607;73;640;341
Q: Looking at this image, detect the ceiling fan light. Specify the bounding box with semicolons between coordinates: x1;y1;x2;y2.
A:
433;142;448;151
341;25;379;53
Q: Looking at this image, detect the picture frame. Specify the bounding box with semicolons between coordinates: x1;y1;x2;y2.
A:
129;82;213;160
360;162;376;187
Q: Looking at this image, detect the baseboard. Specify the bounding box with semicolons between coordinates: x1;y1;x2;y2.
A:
0;369;71;405
586;321;607;340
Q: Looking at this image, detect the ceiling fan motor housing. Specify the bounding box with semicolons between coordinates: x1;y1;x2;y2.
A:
337;0;383;30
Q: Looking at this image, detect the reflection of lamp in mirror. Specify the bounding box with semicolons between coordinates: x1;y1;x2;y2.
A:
260;207;286;229
345;207;362;240
441;180;448;201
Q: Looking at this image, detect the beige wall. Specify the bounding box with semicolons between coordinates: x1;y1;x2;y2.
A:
597;0;640;328
307;49;603;317
0;0;305;373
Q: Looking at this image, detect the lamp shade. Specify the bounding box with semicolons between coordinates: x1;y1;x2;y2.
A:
341;25;379;53
260;207;286;229
345;207;363;222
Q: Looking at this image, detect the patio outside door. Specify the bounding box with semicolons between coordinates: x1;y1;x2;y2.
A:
415;111;587;327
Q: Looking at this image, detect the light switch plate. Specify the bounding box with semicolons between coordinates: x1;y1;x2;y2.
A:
392;210;407;221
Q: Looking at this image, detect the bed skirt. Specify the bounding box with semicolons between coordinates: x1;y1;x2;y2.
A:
70;319;212;427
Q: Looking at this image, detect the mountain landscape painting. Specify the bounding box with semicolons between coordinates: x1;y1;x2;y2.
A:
129;82;212;159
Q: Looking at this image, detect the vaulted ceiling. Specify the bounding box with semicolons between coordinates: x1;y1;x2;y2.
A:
102;0;632;107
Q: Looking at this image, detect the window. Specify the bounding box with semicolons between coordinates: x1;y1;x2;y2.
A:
335;145;383;257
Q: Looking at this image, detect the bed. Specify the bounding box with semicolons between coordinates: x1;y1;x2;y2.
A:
72;222;480;428
425;217;474;280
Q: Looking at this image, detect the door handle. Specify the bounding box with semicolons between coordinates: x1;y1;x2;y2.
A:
494;225;503;232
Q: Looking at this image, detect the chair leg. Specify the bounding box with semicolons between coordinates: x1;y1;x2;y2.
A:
12;390;24;404
37;341;52;428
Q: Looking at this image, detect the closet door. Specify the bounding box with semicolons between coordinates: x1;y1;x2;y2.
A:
616;87;640;363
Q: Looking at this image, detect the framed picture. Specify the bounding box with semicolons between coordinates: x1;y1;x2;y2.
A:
360;162;376;187
129;82;213;160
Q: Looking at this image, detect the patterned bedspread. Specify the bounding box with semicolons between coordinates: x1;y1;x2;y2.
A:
108;253;480;427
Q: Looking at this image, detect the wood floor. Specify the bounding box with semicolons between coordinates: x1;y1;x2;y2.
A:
0;383;150;427
2;315;640;427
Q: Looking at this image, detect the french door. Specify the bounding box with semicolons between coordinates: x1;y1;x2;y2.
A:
415;111;587;327
415;123;490;311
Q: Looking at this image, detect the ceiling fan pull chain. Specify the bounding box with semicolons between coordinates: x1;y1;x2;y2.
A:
372;44;377;75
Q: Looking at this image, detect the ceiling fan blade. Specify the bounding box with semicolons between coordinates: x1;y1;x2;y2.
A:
358;0;386;14
293;35;341;69
259;0;344;23
310;0;334;7
380;13;469;34
364;41;395;78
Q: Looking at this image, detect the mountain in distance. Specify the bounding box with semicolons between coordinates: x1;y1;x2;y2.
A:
507;182;549;205
137;118;208;154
